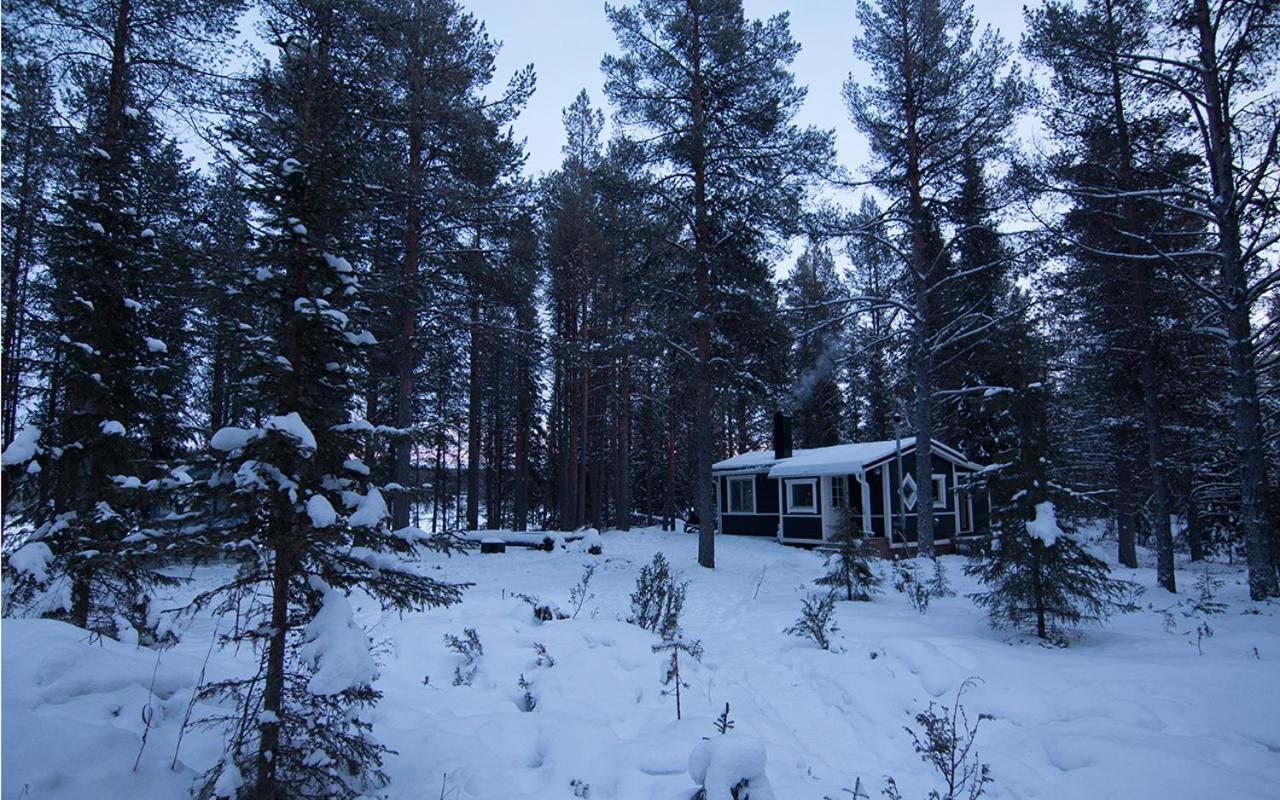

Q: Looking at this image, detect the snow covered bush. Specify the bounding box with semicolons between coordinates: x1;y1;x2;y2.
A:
689;736;776;800
965;502;1135;642
815;531;883;601
628;552;688;639
513;591;568;623
785;592;838;650
884;678;993;800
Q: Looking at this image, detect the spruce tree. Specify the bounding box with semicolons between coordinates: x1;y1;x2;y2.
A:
965;313;1134;642
190;3;465;795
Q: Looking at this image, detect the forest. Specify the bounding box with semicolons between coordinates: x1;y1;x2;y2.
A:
1;0;1279;796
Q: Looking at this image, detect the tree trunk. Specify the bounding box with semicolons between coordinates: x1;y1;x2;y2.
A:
663;396;677;531
1186;491;1205;562
513;304;533;532
392;11;426;531
902;23;934;557
467;292;481;531
563;305;581;531
616;331;632;530
689;0;715;568
1115;437;1139;568
1193;0;1277;599
1105;0;1175;591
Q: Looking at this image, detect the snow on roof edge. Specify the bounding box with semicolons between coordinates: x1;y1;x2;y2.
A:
713;438;981;477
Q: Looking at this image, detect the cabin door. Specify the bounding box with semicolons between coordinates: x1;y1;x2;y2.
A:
823;475;851;540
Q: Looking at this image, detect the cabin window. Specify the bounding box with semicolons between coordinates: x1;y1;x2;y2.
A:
932;474;947;509
786;479;818;513
901;472;918;510
830;475;848;508
727;476;755;513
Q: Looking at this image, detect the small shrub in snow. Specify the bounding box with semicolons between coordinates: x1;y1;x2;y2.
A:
1191;620;1214;655
532;641;555;668
1191;571;1226;616
654;635;703;720
884;678;993;800
517;673;536;711
569;563;597;618
908;580;932;615
785;592;838;650
629;552;688;639
815;532;883;601
715;702;736;734
892;560;916;594
927;558;954;598
965;502;1136;642
444;628;483;686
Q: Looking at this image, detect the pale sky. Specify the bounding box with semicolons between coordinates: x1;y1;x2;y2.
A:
462;0;1030;179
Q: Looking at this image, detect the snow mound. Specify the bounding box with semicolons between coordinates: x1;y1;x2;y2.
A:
1026;501;1062;547
299;583;376;695
689;736;775;800
575;528;603;553
2;619;201;799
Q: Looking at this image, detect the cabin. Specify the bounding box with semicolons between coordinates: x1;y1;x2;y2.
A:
712;413;990;555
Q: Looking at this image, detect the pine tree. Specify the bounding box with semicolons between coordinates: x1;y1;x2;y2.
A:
1024;0;1216;593
845;196;901;442
604;0;833;568
845;0;1026;555
1111;0;1280;599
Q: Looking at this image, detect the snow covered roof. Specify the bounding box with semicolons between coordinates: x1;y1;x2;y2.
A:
712;437;980;477
710;449;789;471
768;439;917;477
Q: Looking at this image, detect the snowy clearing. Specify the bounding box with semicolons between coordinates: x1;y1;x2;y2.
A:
4;527;1279;799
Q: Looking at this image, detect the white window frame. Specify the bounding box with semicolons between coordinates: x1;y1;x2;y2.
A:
727;475;756;514
901;472;918;511
786;478;818;514
830;475;848;508
932;474;947;509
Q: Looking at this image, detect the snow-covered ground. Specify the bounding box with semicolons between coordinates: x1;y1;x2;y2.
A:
4;526;1279;799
